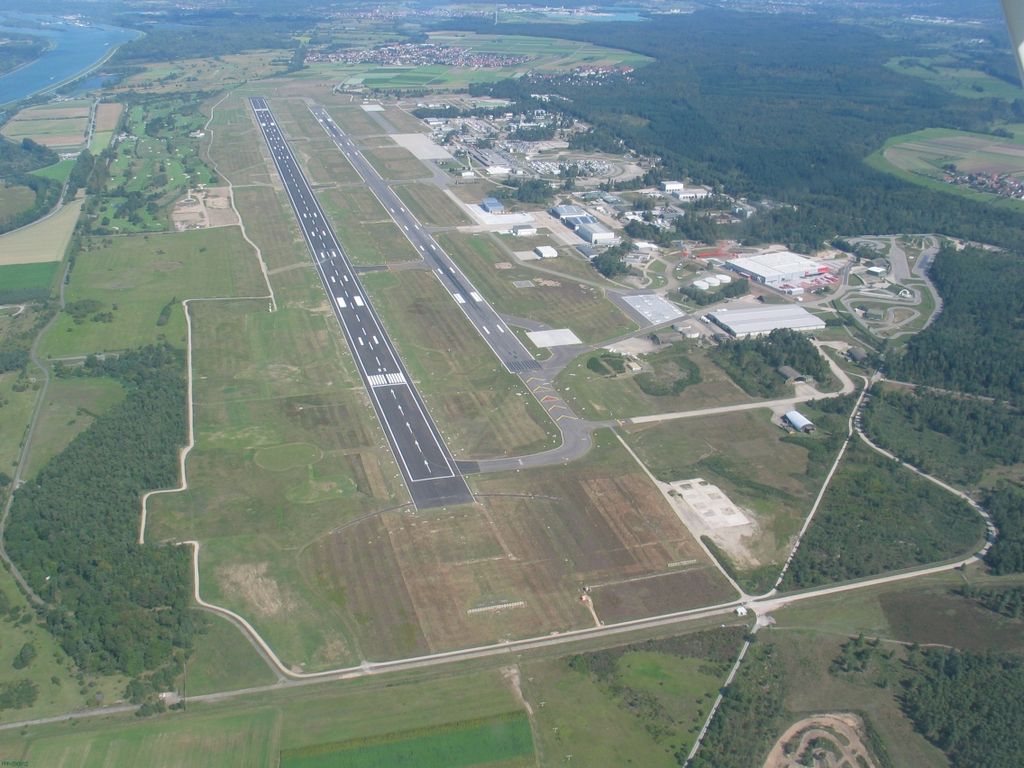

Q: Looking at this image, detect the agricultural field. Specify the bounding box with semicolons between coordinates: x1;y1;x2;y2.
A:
94;102;123;132
306;32;652;91
394;183;473;227
556;344;750;420
0;668;528;767
22;375;125;479
868;127;1024;207
362;269;557;458
39;226;266;358
0;262;59;303
439;231;636;343
114;51;285;94
0;99;91;149
0;198;81;266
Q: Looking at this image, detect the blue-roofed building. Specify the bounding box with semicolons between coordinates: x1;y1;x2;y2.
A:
481;197;505;213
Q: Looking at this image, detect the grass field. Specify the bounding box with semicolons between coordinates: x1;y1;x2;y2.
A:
0;370;37;476
116;51;284;94
29;158;75;183
39;227;266;358
0;198;81;266
0;181;35;224
886;56;1023;101
359;140;432;181
556;344;750;420
394;183;473;227
439;231;635;343
22;376;124;479
362;269;557;458
318;186;420;266
184;613;277;696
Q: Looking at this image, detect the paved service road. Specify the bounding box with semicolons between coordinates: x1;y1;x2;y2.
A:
250;97;471;509
308;105;541;376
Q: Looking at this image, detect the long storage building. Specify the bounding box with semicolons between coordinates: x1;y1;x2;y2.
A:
707;305;825;338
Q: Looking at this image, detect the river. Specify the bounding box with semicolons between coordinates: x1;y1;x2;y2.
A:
0;13;138;106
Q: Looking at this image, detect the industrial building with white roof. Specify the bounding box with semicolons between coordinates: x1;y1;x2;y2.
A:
707;305;825;338
727;251;828;287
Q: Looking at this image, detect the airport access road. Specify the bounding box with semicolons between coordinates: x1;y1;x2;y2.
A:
307;105;542;376
250;97;471;509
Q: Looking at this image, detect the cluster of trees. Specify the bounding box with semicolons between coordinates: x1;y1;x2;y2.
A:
711;329;829;398
690;642;786;768
861;387;1024;487
0;137;62;234
592;242;630;278
782;440;984;589
0;305;52;375
509;125;555;142
454;11;1024;252
957;585;1024;620
886;245;1024;404
984;484;1024;574
903;648;1024;768
633;346;702;398
5;345;195;680
680;277;748;307
63;149;95;202
497;178;552;205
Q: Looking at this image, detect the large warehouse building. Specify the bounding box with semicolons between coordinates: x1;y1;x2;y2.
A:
727;251;828;287
707;305;825;338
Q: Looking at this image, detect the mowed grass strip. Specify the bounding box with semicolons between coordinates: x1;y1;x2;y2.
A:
0;198;81;266
438;232;636;343
361;269;556;458
394;183;473;227
280;713;534;768
39;226;266;358
361;142;431;180
319;185;419;266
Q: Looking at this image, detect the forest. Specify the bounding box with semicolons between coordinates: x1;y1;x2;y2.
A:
902;648;1024;768
984;484;1024;575
453;10;1024;252
0;138;61;234
886;244;1024;403
4;345;195;681
782;440;983;589
710;329;830;398
861;386;1024;487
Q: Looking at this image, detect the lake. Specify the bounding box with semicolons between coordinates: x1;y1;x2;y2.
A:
0;13;138;105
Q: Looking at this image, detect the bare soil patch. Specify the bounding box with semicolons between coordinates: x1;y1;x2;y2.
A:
764;713;879;768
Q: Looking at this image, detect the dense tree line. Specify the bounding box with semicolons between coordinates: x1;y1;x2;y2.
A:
984;484;1024;574
957;585;1024;619
0;137;56;175
452;10;1024;252
63;149;95;202
782;440;983;589
710;329;829;398
886;244;1024;403
5;345;195;679
861;387;1024;486
0;136;62;233
903;648;1024;768
680;278;748;307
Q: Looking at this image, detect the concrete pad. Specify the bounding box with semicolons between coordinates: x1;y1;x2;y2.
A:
360;103;385;112
513;280;535;288
513;250;540;261
672;478;749;528
622;294;684;325
391;133;453;160
527;329;582;348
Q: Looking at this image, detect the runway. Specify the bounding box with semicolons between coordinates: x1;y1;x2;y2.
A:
307;105;541;375
250;97;472;509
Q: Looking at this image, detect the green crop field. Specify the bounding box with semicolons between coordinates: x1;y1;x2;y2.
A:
0;262;59;296
0;198;81;266
23;376;124;479
362;269;557;458
39;227;266;358
556;344;750;420
281;714;533;768
439;232;635;343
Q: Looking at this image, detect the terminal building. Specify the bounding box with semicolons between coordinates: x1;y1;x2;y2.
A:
727;251;828;288
707;305;825;338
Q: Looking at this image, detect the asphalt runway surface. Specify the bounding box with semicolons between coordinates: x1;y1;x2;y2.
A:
250;97;472;509
307;104;542;376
